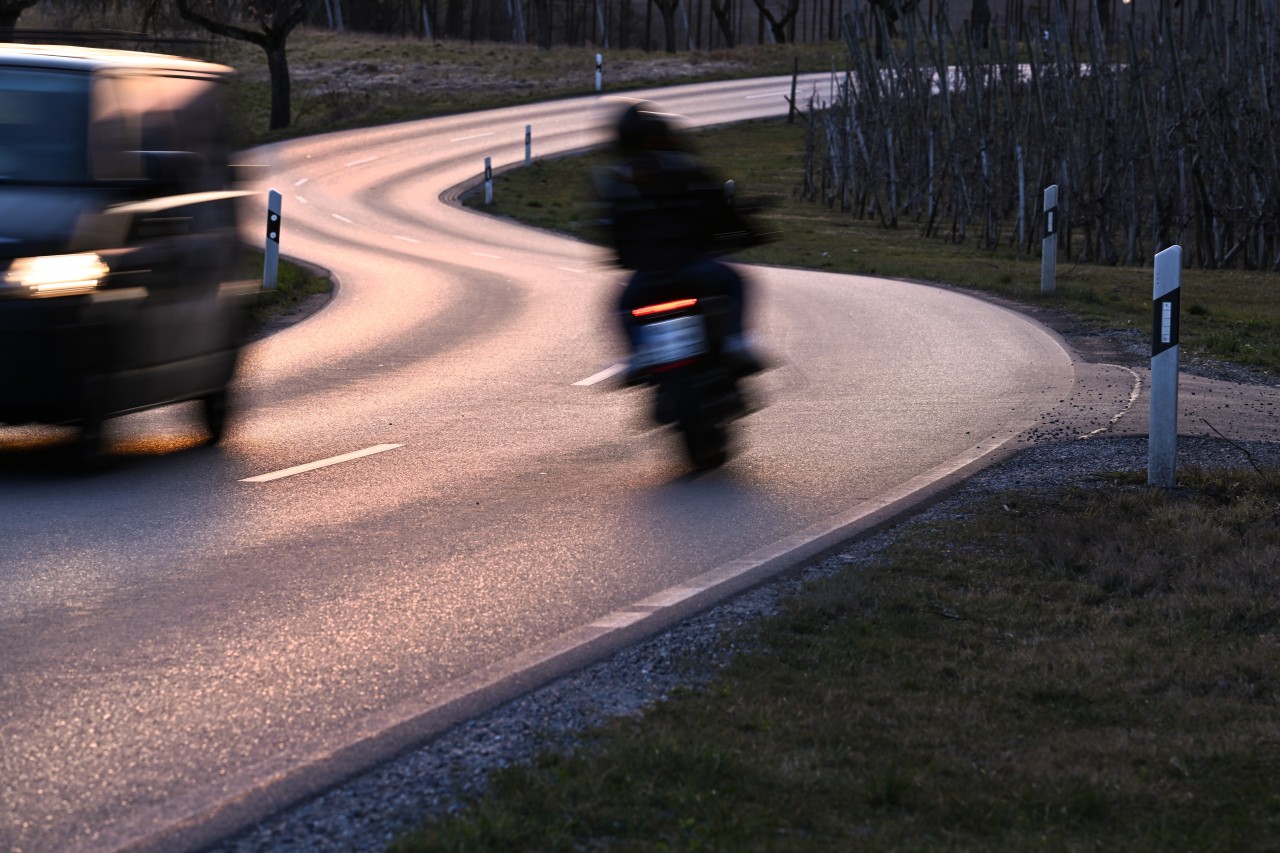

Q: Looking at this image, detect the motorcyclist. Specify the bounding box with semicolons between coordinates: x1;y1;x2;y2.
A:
595;101;766;382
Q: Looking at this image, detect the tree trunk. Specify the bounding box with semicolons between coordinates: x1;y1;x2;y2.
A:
751;0;799;45
970;0;991;47
0;0;41;40
265;40;292;131
446;0;465;38
511;0;527;43
420;0;434;38
529;0;553;47
653;0;679;51
710;0;735;46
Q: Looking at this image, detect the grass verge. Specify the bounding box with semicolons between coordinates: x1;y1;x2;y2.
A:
239;250;333;335
392;463;1280;850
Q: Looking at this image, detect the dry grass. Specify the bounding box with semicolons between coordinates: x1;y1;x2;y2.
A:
216;31;844;146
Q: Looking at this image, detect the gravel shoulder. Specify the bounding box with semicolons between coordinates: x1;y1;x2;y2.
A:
210;287;1280;853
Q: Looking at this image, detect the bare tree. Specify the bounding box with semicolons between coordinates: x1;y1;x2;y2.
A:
751;0;799;43
528;0;552;46
970;0;990;47
0;0;41;40
174;0;312;131
709;0;734;46
651;0;681;52
865;0;919;57
322;0;345;30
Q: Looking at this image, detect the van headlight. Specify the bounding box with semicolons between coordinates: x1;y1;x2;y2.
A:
1;253;110;297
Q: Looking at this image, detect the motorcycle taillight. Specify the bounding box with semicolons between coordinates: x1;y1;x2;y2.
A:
631;298;698;318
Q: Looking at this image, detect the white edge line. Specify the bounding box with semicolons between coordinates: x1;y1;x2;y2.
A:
557;266;587;273
573;363;625;386
1079;365;1143;439
241;444;404;483
450;132;495;142
472;251;502;259
394;235;421;243
344;156;379;167
589;612;649;629
332;213;354;224
745;91;788;100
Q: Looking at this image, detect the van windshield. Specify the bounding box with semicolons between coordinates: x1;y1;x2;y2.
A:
0;67;91;184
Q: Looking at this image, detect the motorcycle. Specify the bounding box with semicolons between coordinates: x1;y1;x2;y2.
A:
626;289;750;470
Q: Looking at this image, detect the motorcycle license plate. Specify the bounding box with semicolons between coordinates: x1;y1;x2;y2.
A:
636;315;707;366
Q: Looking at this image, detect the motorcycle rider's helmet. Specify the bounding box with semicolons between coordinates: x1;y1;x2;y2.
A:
616;101;682;153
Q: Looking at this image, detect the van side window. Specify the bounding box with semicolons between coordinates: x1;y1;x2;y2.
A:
0;68;91;184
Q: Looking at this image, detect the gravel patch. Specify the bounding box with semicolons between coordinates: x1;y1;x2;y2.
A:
209;427;1280;852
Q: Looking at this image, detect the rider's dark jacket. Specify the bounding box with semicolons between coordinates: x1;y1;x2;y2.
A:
597;148;751;272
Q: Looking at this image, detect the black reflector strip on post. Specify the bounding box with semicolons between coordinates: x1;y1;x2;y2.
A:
1151;286;1180;357
267;210;281;244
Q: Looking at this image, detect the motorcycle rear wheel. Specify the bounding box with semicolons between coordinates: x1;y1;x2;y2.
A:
682;420;728;470
671;380;728;469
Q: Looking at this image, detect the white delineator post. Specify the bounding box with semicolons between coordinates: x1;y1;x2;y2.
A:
1041;184;1058;294
595;54;603;92
263;188;281;291
484;157;493;206
525;124;532;166
1148;245;1182;487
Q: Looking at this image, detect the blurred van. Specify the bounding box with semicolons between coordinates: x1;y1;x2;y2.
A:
0;43;255;462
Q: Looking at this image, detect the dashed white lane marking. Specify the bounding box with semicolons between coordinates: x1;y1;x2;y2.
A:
745;91;789;100
451;131;495;142
394;235;421;243
332;213;354;223
294;177;309;186
472;251;502;259
240;444;405;483
573;363;625;386
296;196;309;204
344;156;379;167
1079;365;1143;439
557;267;587;273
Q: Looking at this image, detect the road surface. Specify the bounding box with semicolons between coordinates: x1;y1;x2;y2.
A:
0;77;1100;852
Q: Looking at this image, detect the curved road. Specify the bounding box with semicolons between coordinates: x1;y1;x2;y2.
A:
1;77;1102;852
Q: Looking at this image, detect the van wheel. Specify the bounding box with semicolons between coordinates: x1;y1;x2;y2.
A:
202;388;228;443
78;422;103;466
77;375;108;470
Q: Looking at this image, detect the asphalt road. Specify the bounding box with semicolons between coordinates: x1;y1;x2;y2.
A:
0;77;1106;852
